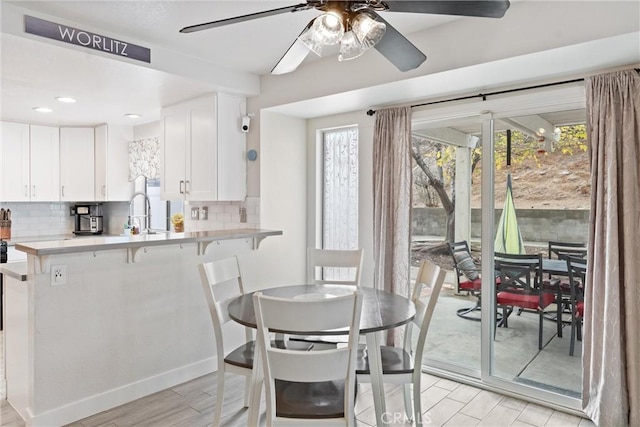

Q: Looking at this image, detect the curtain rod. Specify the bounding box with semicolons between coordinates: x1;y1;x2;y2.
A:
365;68;640;116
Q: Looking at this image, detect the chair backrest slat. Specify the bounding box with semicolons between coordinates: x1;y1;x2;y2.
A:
548;241;587;260
495;252;543;292
307;248;363;286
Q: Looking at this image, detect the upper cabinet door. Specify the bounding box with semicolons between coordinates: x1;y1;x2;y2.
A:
0;122;30;201
30;125;60;202
95;124;133;202
160;93;247;202
187;94;218;201
160;103;189;200
60;127;95;201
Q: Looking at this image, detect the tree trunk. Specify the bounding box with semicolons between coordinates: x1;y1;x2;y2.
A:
411;147;456;243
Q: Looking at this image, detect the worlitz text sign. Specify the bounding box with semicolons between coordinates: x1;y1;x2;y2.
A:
25;15;151;63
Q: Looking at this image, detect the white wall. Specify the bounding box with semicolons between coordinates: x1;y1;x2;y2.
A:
242;111;307;291
133;121;160;140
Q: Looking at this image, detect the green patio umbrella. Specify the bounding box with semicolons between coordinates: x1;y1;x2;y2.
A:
494;173;525;254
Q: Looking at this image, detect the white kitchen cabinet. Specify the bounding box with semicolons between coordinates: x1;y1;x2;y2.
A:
60;127;95;201
0;121;30;201
0;122;60;202
160;93;246;201
95;124;134;201
29;125;60;201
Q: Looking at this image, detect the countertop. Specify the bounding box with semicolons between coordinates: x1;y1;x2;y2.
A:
0;261;27;281
15;228;282;256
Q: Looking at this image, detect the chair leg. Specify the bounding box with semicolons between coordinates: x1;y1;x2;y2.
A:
414;386;423;427
578;317;583;341
403;383;414;423
538;311;544;350
570;317;577;356
556;298;563;338
243;375;251;407
456;297;481;321
213;371;225;426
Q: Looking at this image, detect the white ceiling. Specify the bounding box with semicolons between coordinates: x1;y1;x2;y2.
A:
0;0;460;127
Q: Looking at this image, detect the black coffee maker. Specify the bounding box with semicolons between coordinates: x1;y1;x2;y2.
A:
73;204;104;235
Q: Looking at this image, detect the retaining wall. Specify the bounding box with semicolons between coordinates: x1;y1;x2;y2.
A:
412;208;590;243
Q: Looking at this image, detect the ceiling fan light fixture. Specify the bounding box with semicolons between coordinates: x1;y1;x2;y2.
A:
352;12;386;49
313;11;345;45
338;31;366;61
299;11;344;54
298;26;324;56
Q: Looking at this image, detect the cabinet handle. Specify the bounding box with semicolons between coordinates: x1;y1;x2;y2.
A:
61;185;65;197
32;185;36;198
179;180;184;194
102;185;106;196
185;180;190;195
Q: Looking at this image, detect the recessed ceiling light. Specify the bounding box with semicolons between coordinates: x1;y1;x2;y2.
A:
56;97;76;103
33;107;53;113
124;113;141;119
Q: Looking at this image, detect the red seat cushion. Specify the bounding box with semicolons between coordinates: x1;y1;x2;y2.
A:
576;301;584;317
497;290;556;310
459;278;482;291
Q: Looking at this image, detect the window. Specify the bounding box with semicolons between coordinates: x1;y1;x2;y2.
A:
321;126;359;279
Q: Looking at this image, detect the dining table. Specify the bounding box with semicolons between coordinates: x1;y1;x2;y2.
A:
227;283;416;427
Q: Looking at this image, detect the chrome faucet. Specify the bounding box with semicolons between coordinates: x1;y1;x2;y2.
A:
128;191;152;233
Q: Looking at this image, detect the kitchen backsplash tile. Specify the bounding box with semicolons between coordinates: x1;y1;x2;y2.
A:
0;196;260;241
0;202;74;240
184;197;260;231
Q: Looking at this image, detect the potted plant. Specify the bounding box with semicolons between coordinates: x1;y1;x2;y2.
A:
171;213;185;232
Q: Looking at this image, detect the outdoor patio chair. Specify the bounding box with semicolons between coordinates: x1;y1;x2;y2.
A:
495;252;563;350
548;241;587;314
566;256;587;356
449;241;482;320
548;241;587;260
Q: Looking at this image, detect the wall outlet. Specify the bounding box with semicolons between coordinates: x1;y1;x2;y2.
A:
239;207;247;223
191;207;200;220
51;265;66;286
200;206;208;220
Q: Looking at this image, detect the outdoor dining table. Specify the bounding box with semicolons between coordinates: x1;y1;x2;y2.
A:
227;283;416;427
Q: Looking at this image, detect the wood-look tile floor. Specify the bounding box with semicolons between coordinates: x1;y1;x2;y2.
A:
0;372;596;427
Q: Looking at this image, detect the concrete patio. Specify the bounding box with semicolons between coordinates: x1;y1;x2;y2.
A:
421;282;582;398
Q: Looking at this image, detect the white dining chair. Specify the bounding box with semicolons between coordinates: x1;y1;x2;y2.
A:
307;248;364;286
355;259;445;427
198;256;254;426
253;290;363;426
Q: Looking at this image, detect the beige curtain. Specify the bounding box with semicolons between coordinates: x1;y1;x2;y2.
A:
583;69;640;427
373;107;412;346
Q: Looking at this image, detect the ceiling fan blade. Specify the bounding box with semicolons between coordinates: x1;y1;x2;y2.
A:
371;13;426;72
271;22;314;75
180;3;309;33
385;1;510;18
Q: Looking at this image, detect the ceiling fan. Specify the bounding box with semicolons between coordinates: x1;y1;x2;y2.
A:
180;1;510;75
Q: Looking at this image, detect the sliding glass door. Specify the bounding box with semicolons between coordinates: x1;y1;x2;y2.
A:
411;85;588;410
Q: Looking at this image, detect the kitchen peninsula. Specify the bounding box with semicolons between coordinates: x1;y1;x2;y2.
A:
4;228;281;426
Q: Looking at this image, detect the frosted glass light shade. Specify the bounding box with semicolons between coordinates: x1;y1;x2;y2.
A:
314;12;344;45
338;31;366;61
352;13;386;49
299;11;344;55
298;26;324;56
